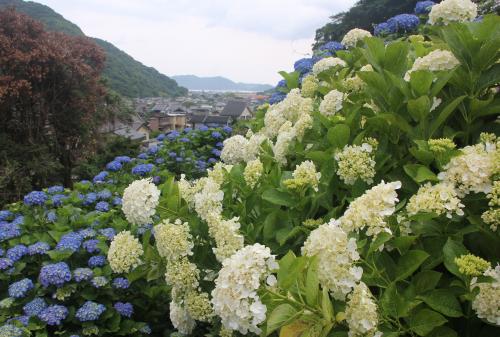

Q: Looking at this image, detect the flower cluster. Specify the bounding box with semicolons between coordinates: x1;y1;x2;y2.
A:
23;191;47;206
405;49;460;80
284;160;321;192
340;181;401;237
301;74;319;98
335;142;376;185
345;282;381;337
114;302;134;317
107;231;143;273
39;262;72;288
8;278;34;298
428;138;456;153
154;219;193;261
415;1;436;15
341;28;372;48
456;254;491;276
211;243;278;334
302;220;362;300
407;182;465;218
75;301;106;322
319;89;344;116
312;57;346;75
38;304;68;325
121;178;160;225
244;159;264;188
429;0;477;25
471;265;500;326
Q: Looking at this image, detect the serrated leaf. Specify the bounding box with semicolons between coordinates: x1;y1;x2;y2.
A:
266;304;299;336
395;250;429;281
409;309;447;336
417;289;463;317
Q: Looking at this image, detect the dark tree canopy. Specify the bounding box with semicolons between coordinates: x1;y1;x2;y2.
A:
0;8;109;203
314;0;419;48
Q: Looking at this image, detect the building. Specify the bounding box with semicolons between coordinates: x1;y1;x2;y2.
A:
148;113;187;132
220;100;252;120
187;114;233;129
99;114;150;141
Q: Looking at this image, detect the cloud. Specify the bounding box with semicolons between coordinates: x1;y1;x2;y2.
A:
35;0;356;84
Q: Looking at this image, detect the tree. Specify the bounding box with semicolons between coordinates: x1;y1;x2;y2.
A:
0;8;108;203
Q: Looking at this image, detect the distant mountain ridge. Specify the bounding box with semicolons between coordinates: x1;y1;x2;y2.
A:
0;0;187;97
172;75;273;92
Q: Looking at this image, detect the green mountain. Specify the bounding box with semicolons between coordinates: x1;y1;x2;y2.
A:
0;0;187;97
172;75;273;92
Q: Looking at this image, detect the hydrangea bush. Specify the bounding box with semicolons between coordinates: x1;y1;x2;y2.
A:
1;3;499;337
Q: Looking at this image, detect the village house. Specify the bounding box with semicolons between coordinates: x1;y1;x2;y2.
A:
99;113;150;141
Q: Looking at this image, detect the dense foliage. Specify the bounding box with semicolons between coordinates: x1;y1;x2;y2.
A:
0;0;187;98
0;126;233;336
1;1;499;337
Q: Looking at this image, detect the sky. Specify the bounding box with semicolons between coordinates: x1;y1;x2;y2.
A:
35;0;356;85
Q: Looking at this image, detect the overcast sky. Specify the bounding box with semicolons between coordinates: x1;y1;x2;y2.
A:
35;0;356;85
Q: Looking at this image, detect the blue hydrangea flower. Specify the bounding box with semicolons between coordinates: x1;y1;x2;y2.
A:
374;21;396;36
0;324;24;336
415;1;435;14
182;128;192;133
8;278;34;298
79;228;96;239
112;277;129;289
215;142;224;148
152;176;161;185
88;255;106;268
23;298;47;316
7;315;29;326
269;92;286;105
111;197;121;206
106;160;122;172
114;155;131;163
167;130;180;140
73;268;94;282
39;262;72;287
319;41;345;54
46;211;57;222
137;153;148;160
83;192;97;205
95;201;109;212
93;171;109;183
294;58;315;74
179;137;190;143
82;239;100;254
79;179;91;185
198;125;209;132
56;232;83;252
51;194;67;207
0;258;14;270
47;185;64;194
155;158;165;164
98;228;115;240
0;222;21;241
387;14;420;33
0;210;12;221
156;133;165;141
0;247;3;256
211;131;222;139
137;223;153;235
131;164;154;176
23;191;47;206
28;242;50;255
11;216;23;226
222;126;232;133
97;189;112;200
37;305;68;325
276;79;287;89
211;149;221;157
147;146;159;155
208;158;217;164
139;325;152;334
75;301;106;322
91;276;108;288
114;302;133;317
175;157;184;162
7;245;28;262
168;151;177;158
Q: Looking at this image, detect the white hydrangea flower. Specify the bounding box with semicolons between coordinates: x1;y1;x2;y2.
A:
340;181;402;237
170;301;196;335
211;243;278;335
360;64;374;72
319;89;344;116
345;282;380;337
344;75;365;92
273;122;296;165
244;159;264;188
293;113;313;140
335;143;376;185
221;135;250;164
107;231;143;274
342;28;372;48
208;162;233;185
301;74;319;98
154;219;193;260
246;133;268;161
194;177;224;222
121;178;160;225
285;160;321;192
207;215;245;262
429;0;477;25
407;183;465;218
472;265;500;326
312;57;347;75
302;220;362;300
405;49;460;80
438;143;496;197
165;257;200;293
184;291;214;322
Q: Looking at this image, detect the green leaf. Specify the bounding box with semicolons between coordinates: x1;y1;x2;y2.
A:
266;304;299;336
410;71;435;96
46;249;74;261
429;96;466;137
413;270;442;294
327;124;350;149
403;164;439;183
442;238;468;278
427;326;457;337
395;250;429;281
280;256;307;290
409;309;447;336
417;289;463;318
305;257;319;306
391;236;418;254
321;287;335;323
262;189;295;207
368;232;392;255
408;96;431;122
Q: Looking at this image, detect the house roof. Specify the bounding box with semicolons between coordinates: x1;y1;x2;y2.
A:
188;113;232;125
220;100;248;117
